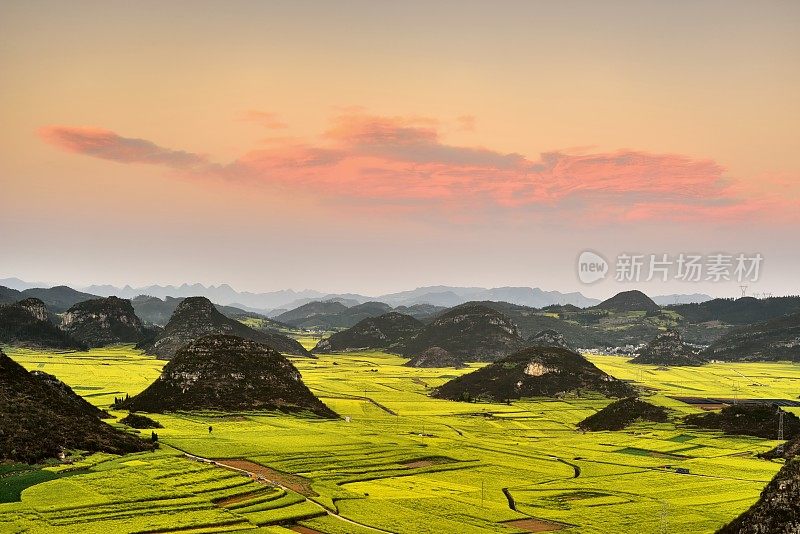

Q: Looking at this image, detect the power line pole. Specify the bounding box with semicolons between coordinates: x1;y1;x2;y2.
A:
778;410;786;454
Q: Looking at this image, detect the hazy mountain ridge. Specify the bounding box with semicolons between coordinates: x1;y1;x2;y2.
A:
4;278;720;313
81;283;329;311
377;286;602;308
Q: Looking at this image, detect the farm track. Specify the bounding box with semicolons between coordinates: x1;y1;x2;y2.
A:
175;448;396;534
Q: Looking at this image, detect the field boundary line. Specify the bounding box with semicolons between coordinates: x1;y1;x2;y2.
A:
174;448;396;534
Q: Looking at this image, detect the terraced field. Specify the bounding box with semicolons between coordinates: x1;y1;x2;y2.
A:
1;344;795;533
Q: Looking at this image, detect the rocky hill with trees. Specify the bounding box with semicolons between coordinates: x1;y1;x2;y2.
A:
433;346;636;402
119;335;335;418
139;297;310;359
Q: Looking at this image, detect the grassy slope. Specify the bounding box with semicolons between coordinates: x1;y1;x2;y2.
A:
0;344;794;533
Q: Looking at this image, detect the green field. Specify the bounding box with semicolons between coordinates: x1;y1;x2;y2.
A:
0;344;793;533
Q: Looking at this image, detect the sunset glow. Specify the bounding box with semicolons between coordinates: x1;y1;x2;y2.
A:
2;1;798;296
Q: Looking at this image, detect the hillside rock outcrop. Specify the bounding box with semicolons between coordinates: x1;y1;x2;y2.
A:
404;346;464;368
433;346;636;402
578;397;670;431
527;329;576;352
0;299;85;349
399;303;526;362
717;459;800;533
61;296;151;347
140;297;310;359
594;290;660;314
0;349;152;463
630;329;704;366
684;404;800;440
313;312;422;353
702;312;800;362
120;335;335;418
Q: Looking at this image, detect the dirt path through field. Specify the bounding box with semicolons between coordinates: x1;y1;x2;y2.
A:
178;450;396;534
215;459;317;497
288;526;325;534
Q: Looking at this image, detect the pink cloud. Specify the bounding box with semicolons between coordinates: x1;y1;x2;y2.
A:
325;113;526;169
39;126;207;169
39;113;797;223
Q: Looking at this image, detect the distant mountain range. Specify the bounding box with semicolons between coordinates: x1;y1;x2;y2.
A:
376;286;602;308
79;283;327;312
1;277;714;312
3;276;800;355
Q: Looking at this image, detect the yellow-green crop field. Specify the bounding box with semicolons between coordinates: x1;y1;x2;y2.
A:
1;344;796;533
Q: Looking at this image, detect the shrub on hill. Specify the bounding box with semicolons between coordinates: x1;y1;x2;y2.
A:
684;404;800;439
433;346;636;402
119;334;336;418
313;312;422;353
0;349;152;463
399;303;526;362
577;397;670;431
119;413;163;429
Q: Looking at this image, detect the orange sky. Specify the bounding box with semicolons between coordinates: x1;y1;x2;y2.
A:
1;1;799;297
